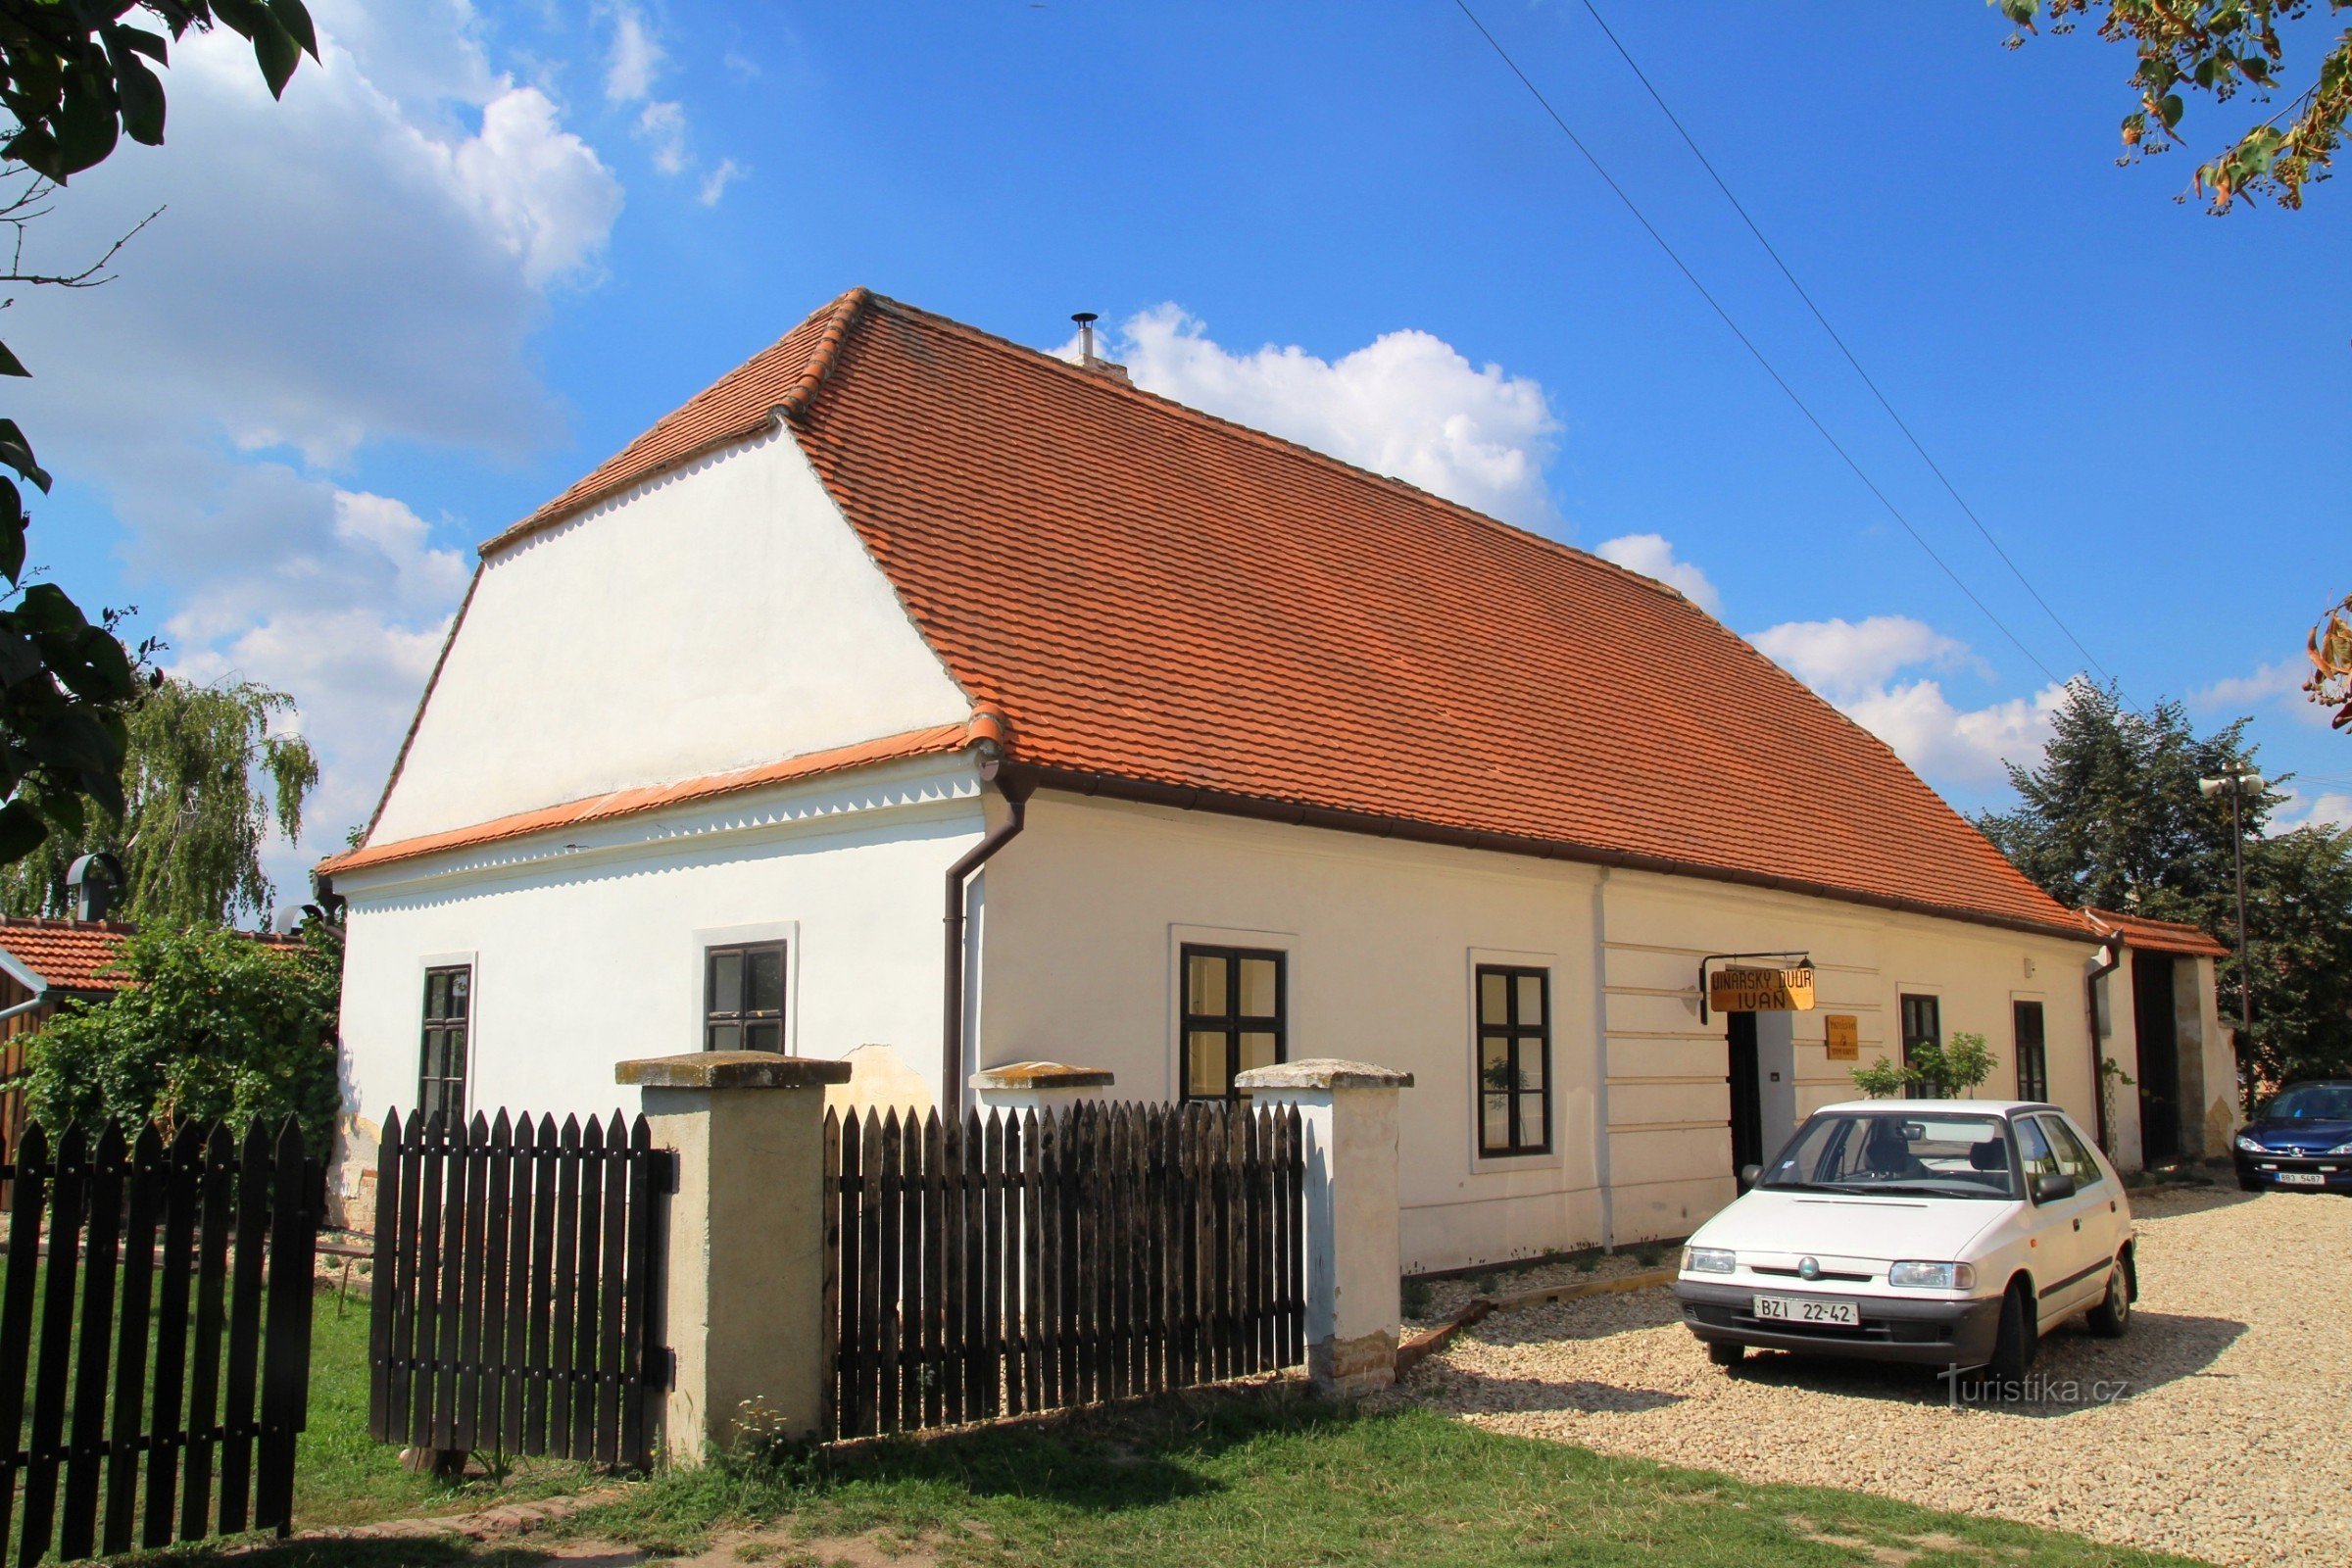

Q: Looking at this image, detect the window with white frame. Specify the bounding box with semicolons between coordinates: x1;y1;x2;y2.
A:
417;965;471;1125
705;941;787;1052
1180;944;1285;1102
1476;964;1551;1155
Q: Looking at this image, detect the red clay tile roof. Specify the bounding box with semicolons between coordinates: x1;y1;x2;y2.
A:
416;291;2086;941
323;722;980;876
0;919;141;993
2082;908;2230;959
0;919;309;995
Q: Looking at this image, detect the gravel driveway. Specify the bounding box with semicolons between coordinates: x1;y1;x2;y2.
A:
1398;1187;2349;1568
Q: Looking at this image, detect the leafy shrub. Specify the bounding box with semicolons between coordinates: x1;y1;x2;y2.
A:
24;921;340;1148
1848;1031;1998;1100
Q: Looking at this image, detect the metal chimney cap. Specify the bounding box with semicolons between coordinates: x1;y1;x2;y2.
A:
1070;311;1100;324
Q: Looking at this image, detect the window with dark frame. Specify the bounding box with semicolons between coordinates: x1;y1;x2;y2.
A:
1476;964;1551;1156
2014;1000;2048;1102
1899;993;1942;1094
705;942;787;1053
417;965;471;1126
1180;945;1285;1102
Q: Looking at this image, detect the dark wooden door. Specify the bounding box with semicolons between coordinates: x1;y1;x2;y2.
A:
2132;952;2180;1165
1728;1012;1763;1178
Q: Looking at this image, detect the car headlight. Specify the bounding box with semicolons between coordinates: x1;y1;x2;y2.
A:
2329;1141;2352;1155
1887;1260;1976;1290
1682;1247;1736;1275
2235;1134;2265;1153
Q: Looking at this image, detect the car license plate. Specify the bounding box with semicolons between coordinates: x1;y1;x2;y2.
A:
1752;1294;1859;1326
2278;1172;2327;1186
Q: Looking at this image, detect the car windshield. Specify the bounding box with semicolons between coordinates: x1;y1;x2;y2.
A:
2264;1084;2352;1121
1759;1111;2020;1200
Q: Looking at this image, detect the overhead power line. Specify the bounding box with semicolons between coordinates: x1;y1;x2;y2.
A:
1449;0;2072;694
1574;0;2128;702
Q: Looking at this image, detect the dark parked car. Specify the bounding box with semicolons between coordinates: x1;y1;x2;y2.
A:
2233;1081;2352;1193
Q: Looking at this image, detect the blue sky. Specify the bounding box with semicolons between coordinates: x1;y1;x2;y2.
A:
12;1;2349;907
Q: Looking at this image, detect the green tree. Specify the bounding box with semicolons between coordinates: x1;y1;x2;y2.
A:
24;919;340;1148
0;676;318;924
1980;682;2352;1086
1992;1;2351;211
0;3;318;868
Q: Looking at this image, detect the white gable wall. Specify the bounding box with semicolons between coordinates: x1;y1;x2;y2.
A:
372;427;970;843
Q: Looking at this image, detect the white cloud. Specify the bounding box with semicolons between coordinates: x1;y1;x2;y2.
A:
1093;305;1561;529
450;86;625;287
600;4;739;204
2190;659;2332;728
2275;788;2352;834
1750;615;1978;702
1750;615;2057;793
605;5;664;103
1838;679;2069;795
635;98;688;174
4;7;624;906
698;157;746;206
1593;533;1720;614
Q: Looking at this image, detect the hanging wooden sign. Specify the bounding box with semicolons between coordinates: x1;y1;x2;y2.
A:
1708;964;1817;1013
1824;1013;1859;1060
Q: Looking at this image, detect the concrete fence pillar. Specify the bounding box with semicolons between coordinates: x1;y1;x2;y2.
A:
1234;1057;1413;1398
615;1051;851;1460
967;1060;1115;1117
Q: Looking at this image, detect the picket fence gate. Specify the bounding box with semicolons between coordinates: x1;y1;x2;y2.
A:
0;1118;320;1566
367;1109;672;1472
822;1100;1305;1440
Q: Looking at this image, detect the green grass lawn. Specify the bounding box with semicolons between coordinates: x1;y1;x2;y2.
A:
288;1290;591;1529
160;1347;2219;1568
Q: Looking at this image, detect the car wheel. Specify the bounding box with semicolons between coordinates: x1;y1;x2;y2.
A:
1984;1282;2034;1382
1706;1341;1745;1369
2085;1258;2132;1338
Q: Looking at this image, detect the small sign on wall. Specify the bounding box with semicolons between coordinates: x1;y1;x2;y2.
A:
1707;965;1817;1013
1824;1013;1859;1061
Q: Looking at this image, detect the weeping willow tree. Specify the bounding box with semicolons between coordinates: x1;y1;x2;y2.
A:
0;677;318;925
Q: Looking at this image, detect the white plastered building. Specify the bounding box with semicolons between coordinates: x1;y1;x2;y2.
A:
324;290;2201;1271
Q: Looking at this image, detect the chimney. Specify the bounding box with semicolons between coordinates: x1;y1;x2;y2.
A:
66;852;122;922
1069;311;1130;384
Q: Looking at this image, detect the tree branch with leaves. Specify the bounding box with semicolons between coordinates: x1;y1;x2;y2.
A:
1993;0;2352;210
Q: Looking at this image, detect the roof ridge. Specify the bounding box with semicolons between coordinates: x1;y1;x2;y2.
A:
849;294;1695;612
776;286;870;421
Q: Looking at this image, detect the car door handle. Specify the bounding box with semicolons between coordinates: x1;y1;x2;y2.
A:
2073;1218;2082;1231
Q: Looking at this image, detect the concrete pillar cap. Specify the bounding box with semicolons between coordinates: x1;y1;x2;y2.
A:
967;1060;1116;1091
616;1052;853;1090
1235;1057;1414;1091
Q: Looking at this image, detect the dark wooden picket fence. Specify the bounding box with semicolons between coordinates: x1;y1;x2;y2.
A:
0;1118;320;1567
368;1110;671;1471
822;1100;1304;1440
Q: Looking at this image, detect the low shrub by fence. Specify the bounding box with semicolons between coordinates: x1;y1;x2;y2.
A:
823;1100;1305;1440
0;1118;319;1567
367;1110;671;1472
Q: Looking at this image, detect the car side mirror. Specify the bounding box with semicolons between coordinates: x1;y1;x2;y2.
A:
1739;1163;1761;1190
2034;1171;2077;1203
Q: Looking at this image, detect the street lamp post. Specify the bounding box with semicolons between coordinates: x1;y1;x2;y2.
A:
2198;769;2263;1098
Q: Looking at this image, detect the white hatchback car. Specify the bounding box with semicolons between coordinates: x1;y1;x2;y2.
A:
1673;1101;2134;1379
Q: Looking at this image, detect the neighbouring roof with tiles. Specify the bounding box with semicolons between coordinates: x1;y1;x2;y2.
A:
378;289;2083;938
0;919;311;996
0;918;141;992
2082;908;2231;959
